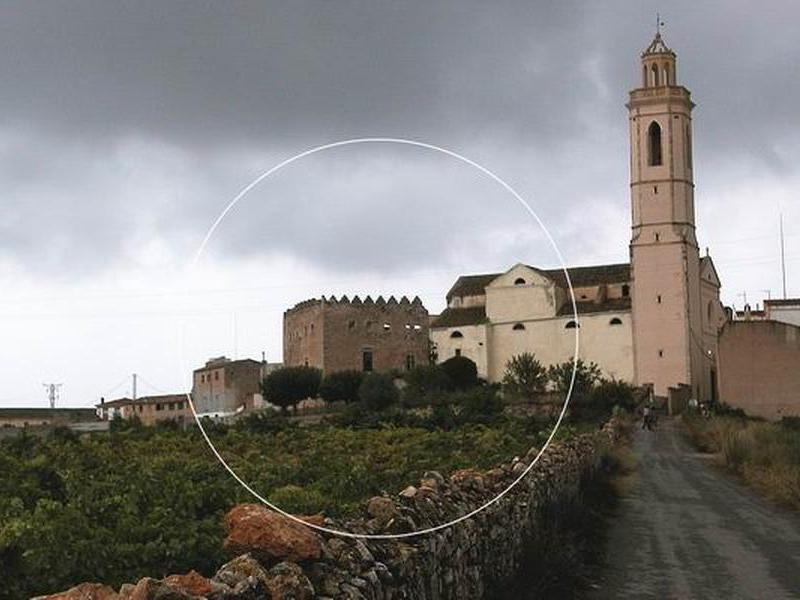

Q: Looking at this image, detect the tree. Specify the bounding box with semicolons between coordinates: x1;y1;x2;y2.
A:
440;356;478;390
261;366;322;412
402;365;452;406
502;352;547;399
358;373;399;411
547;359;602;401
319;370;363;404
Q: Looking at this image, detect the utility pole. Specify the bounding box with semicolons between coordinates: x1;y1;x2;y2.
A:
132;373;137;401
780;213;787;299
42;383;63;409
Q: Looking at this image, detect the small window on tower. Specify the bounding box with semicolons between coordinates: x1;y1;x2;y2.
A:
657;295;662;304
514;277;526;285
655;233;660;242
648;121;663;166
622;284;630;297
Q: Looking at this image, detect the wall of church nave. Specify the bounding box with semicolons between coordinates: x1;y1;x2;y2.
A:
485;312;634;384
431;324;488;379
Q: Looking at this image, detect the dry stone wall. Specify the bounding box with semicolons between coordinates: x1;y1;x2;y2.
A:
37;418;623;600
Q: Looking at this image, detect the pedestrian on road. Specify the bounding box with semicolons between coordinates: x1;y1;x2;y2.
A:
642;405;653;431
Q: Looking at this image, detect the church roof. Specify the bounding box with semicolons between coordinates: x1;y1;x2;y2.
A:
430;306;487;328
642;32;674;56
445;263;630;301
556;296;632;316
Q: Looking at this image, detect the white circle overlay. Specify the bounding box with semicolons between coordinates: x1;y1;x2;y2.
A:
185;137;580;540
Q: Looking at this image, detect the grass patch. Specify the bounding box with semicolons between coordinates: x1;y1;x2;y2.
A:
682;414;800;511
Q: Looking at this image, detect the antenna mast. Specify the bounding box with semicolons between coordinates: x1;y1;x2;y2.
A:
42;383;63;409
780;213;787;299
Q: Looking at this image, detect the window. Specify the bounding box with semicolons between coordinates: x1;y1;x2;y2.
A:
168;403;175;410
648;121;662;166
622;284;630;297
156;403;163;411
654;185;658;194
413;324;422;331
658;349;664;357
383;322;391;332
455;348;462;357
450;330;464;339
406;353;416;371
609;317;623;326
685;125;692;169
512;323;526;331
565;320;579;329
200;374;204;383
657;295;662;304
348;320;356;329
214;371;219;380
514;277;526;285
362;350;373;372
651;64;659;86
655;233;660;242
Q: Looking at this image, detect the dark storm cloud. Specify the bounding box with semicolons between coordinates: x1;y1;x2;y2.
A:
1;0;798;276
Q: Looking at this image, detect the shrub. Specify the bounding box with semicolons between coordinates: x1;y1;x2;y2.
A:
502;352;547;399
440;356;479;391
261;366;322;412
319;370;363;404
455;387;505;425
402;365;452;406
548;359;602;401
590;379;636;412
235;410;295;434
358;373;399;411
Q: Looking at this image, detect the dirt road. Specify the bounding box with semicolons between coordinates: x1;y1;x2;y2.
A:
592;419;800;599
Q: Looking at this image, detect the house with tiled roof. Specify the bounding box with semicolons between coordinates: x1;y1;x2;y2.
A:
430;262;635;382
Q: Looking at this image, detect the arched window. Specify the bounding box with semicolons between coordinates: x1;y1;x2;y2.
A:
648;121;662;166
642;65;648;87
450;330;463;339
663;63;671;85
514;277;526;285
651;64;659;86
707;300;713;321
609;317;623;326
512;323;525;331
565;320;579;329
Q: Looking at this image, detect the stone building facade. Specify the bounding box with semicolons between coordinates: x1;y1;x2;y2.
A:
191;357;264;416
718;321;800;420
283;295;429;374
432;32;727;400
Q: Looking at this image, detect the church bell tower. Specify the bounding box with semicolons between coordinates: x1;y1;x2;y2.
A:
628;30;705;399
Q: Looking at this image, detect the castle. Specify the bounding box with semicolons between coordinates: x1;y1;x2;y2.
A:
285;31;726;402
283;295;429;374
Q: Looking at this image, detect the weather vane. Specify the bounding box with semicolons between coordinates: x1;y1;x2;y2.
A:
656;12;665;35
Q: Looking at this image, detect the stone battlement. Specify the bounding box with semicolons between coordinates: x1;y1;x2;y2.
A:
286;295;425;314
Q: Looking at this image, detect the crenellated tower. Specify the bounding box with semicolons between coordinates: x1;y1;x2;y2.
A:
628;30;707;399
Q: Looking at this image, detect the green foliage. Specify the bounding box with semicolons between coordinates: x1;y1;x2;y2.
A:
454;387;505;425
440;356;479;390
261;366;322;411
502;352;547;399
0;414;554;597
402;365;452;407
358;372;399;411
235;410;296;434
319;370;363;404
547;359;602;400
589;379;636;412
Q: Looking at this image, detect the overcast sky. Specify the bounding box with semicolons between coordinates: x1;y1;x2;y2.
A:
1;1;798;407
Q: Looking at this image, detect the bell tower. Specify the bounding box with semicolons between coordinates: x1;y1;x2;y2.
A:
628;30;705;399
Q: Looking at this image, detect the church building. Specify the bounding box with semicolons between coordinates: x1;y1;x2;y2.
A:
430;31;726;402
